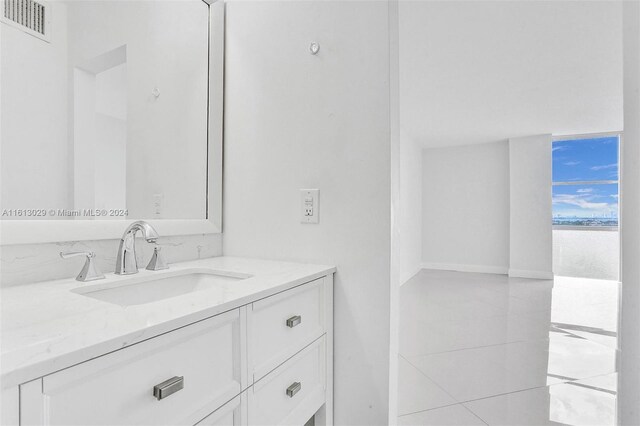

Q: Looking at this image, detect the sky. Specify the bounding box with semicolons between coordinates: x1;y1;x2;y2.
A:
552;136;619;218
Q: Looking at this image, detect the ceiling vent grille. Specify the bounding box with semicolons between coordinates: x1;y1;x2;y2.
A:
2;0;49;42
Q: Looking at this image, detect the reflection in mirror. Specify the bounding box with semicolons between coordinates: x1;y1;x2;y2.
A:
1;0;209;220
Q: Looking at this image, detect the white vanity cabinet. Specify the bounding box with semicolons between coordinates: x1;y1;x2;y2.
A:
248;278;326;382
248;337;326;426
14;274;333;426
20;309;246;426
196;393;246;426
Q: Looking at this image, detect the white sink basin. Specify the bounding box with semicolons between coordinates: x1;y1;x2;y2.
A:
71;268;251;307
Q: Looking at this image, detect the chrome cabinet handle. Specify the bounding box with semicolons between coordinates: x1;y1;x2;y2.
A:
286;382;301;398
286;315;302;328
153;376;184;400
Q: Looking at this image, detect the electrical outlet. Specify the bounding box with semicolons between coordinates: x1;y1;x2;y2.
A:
300;189;319;224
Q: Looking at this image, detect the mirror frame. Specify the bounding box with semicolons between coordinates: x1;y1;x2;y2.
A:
0;0;224;245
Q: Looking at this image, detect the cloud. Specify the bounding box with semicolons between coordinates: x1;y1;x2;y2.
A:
611;194;619;199
576;188;593;193
552;194;610;210
591;163;617;171
564;161;581;166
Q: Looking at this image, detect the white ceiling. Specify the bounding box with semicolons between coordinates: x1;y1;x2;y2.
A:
399;1;623;148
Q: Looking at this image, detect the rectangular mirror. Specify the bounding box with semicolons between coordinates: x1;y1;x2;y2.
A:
0;0;223;244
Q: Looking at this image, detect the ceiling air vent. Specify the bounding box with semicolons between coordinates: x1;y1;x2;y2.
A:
2;0;50;42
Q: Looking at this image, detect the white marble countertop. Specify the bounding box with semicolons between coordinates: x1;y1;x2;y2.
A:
1;256;335;387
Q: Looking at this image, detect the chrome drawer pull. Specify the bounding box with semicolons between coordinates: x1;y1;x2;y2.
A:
286;381;302;398
153;376;184;400
286;315;302;328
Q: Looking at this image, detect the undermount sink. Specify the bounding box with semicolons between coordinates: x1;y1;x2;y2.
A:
71;268;251;307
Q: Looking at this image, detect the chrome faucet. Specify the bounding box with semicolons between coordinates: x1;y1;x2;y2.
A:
115;221;160;275
60;251;105;282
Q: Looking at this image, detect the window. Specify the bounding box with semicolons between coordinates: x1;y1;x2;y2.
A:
552;135;619;227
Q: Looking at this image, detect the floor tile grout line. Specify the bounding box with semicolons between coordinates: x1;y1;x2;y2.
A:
397;401;464;418
456;371;617;407
401;336;554;358
459;384;557;406
400;327;619;359
402;363;618;409
401;344;574;406
397;402;490;425
401;272;620;424
461;403;490;425
452;369;619;406
401;334;618;401
401;309;552;330
401;352;564;407
399;353;461;403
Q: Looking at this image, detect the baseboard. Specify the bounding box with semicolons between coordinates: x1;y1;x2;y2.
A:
400;265;423;286
508;269;554;280
420;262;509;275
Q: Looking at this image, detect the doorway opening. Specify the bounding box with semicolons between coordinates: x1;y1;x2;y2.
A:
552;134;621;281
550;133;621;353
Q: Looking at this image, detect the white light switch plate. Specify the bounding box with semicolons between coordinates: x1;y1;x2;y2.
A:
153;193;164;218
300;189;319;224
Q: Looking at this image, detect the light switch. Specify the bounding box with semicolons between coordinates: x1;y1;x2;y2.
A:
153;193;164;217
300;189;319;224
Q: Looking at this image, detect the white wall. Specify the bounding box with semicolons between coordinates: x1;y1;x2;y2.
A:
399;1;623;148
509;134;553;279
222;1;394;424
420;138;617;281
399;137;422;284
619;1;640;424
404;1;622;282
421;141;510;274
388;0;400;419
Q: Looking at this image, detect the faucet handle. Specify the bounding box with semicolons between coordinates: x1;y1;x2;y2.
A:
146;245;169;271
60;251;105;282
60;251;94;259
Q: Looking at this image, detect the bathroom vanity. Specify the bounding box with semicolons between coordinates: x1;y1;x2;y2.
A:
0;257;335;425
1;1;335;423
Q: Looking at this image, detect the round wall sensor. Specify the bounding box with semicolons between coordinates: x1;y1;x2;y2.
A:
309;42;320;55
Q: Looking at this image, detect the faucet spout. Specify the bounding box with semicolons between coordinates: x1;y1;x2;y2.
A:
115;221;160;275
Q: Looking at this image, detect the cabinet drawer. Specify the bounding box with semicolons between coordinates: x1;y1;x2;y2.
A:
248;337;325;426
249;279;325;381
196;391;246;426
25;309;245;426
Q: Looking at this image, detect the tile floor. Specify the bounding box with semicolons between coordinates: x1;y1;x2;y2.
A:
398;269;620;426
